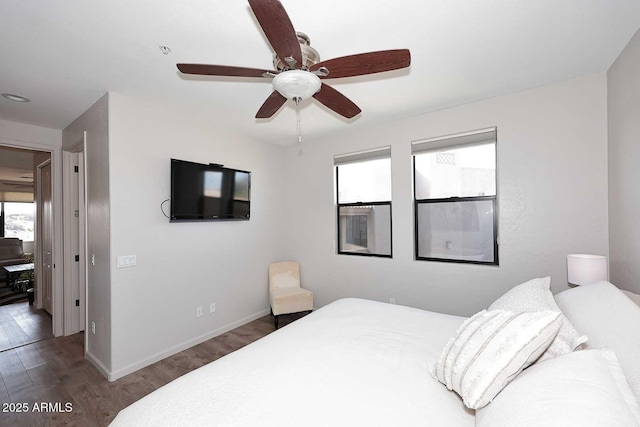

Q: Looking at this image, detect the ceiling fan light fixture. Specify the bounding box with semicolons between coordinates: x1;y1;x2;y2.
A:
272;70;321;102
177;0;411;120
2;93;31;103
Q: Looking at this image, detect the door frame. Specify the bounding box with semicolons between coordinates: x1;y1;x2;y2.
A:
62;133;88;336
0;136;64;336
36;158;52;313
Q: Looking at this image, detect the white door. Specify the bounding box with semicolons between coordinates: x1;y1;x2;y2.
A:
62;149;87;334
78;152;86;333
40;161;53;314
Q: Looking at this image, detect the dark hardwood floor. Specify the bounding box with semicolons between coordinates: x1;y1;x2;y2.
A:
0;302;53;353
0;310;307;426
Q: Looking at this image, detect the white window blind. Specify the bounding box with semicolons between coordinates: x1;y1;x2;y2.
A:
412;128;496;154
334;146;391;166
0;191;34;203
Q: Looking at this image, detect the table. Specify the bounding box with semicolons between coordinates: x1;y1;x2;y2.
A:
3;263;34;290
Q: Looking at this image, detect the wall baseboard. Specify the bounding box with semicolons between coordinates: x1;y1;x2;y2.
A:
85;349;110;379
106;308;271;382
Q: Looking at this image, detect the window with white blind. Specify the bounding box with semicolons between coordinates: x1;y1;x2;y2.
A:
335;147;392;257
412;128;498;265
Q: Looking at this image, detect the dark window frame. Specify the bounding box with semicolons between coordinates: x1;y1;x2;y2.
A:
412;130;498;265
335;167;393;259
0;202;5;237
413;193;499;265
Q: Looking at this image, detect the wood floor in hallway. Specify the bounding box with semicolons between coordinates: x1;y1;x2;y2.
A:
0;302;52;353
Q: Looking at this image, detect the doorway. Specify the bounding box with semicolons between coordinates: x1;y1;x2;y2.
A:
0;145;54;344
0;138;64;337
1;141;89;337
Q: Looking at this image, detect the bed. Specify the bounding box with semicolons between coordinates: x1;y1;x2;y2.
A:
111;280;640;426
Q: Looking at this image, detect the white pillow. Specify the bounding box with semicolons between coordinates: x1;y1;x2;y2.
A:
555;280;640;400
489;277;587;360
433;309;562;409
476;349;640;427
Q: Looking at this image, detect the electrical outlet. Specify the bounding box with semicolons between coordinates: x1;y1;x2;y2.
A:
210;303;216;313
91;321;96;334
389;298;396;304
196;306;203;317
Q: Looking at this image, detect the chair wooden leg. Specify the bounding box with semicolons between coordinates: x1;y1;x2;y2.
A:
270;307;280;329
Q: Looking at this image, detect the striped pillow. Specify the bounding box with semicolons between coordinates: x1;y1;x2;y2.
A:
489;277;587;361
433;309;562;409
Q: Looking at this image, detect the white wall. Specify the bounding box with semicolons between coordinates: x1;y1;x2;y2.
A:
282;73;609;316
107;93;286;379
0;119;62;145
62;94;112;374
608;28;640;293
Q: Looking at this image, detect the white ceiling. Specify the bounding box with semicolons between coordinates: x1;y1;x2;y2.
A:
1;0;639;146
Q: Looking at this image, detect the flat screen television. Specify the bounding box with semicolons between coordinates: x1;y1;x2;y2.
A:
170;159;251;221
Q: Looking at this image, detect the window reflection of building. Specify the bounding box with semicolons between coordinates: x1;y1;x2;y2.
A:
203;170;223;216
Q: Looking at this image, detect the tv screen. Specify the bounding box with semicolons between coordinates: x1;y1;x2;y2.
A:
170;159;251;221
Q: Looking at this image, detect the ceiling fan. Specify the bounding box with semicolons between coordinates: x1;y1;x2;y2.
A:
177;0;411;120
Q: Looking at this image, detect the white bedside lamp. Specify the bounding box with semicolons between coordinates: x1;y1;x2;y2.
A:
567;254;608;286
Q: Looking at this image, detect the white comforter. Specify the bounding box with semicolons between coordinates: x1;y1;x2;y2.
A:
111;298;474;427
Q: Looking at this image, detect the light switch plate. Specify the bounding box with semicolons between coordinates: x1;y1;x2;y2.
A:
116;255;137;268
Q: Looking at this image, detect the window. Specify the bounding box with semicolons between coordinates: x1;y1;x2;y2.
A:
335;147;392;257
412;128;498;264
0;201;35;242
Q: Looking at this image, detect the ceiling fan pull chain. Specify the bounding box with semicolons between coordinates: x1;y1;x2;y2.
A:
296;101;302;144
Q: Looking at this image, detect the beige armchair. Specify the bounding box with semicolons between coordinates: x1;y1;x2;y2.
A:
269;261;313;328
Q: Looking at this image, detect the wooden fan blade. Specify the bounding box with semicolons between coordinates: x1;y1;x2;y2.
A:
177;64;277;78
313;84;361;119
256;91;287;118
248;0;302;67
311;49;411;79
